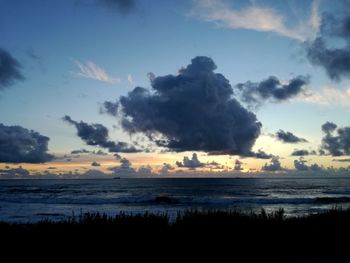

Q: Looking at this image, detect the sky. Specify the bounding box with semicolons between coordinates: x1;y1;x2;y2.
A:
1;0;350;178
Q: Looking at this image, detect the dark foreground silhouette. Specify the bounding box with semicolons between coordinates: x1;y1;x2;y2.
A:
2;208;350;262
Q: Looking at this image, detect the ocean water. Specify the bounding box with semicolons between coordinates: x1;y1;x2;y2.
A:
1;177;350;222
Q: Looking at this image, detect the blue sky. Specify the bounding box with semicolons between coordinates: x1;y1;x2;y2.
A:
1;0;350;177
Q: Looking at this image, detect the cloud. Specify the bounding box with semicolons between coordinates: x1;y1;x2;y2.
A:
114;153;122;160
306;11;350;81
159;163;175;174
291;149;312;156
234;159;243;171
71;149;108;155
176;153;224;170
298;86;350;106
0;48;24;91
137;165;152;175
101;100;119;115
63;115;139;153
26;47;46;74
333;158;350;162
236;76;309;108
78;169;109;178
309;163;322;171
206;161;225;170
0;123;54;163
275;130;308;144
73;60;120;84
91;161;101;166
107;157;135;175
262;156;282;171
104;56;262;156
93;150;108;155
320;122;350;156
294;157;322;171
176;153;205;170
294;157;308;171
96;0;135;14
249;149;273;159
0;166;30;179
191;0;319;41
127;74;133;84
71;149;90;154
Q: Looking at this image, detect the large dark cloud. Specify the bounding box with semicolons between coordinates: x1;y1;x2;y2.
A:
63;115;139;153
236;76;309;108
96;0;135;14
0;48;24;91
262;156;282;171
306;12;350;81
0;124;53;163
103;56;262;156
321;122;350;156
275;130;308;144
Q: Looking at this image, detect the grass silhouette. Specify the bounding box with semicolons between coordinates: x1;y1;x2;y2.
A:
2;208;350;262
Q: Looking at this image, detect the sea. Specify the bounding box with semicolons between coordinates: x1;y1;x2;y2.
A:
1;177;350;222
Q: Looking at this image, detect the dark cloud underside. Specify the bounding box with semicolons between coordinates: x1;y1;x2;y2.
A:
0;124;53;163
262;156;282;171
96;0;135;14
0;48;24;91
321;122;350;156
276;130;308;144
291;149;310;156
176;153;205;169
103;56;262;156
306;13;350;81
63;115;139;153
236;76;309;108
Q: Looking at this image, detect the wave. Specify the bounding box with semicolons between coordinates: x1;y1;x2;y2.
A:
2;194;350;207
314;197;350;204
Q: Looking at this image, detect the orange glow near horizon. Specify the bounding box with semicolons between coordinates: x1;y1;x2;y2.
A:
1;150;348;176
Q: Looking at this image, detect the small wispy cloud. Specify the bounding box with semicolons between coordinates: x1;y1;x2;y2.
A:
191;0;320;41
73;60;120;84
127;74;133;84
298;86;350;107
